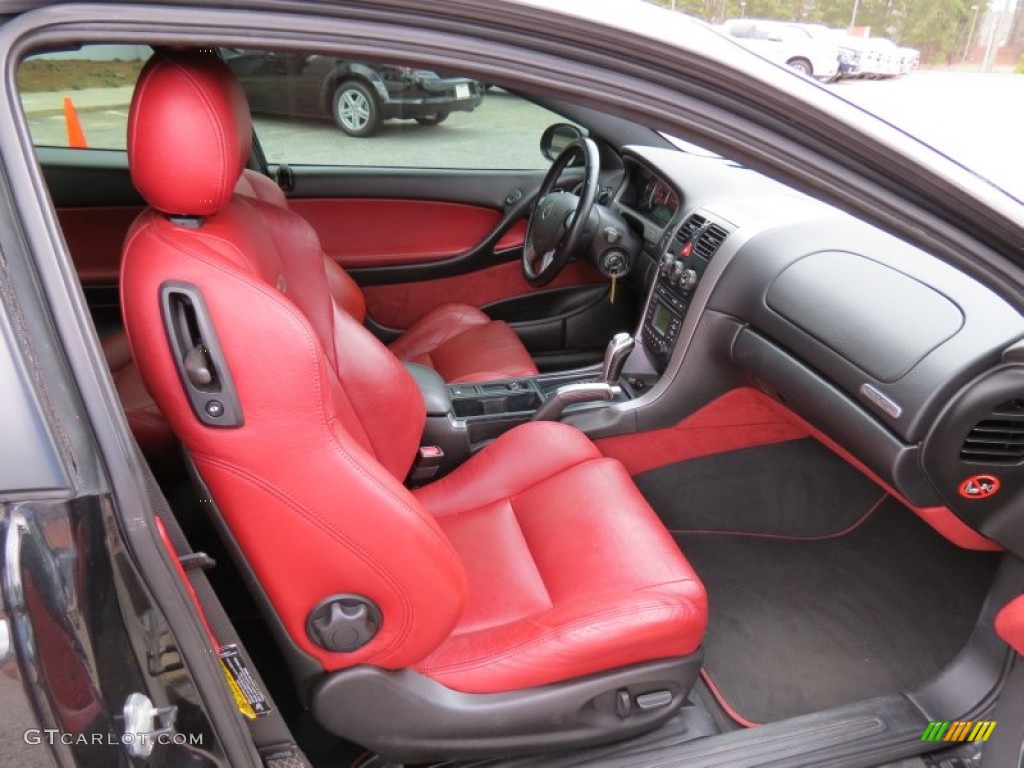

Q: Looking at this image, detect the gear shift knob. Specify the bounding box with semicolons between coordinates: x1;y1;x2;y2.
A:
601;332;635;384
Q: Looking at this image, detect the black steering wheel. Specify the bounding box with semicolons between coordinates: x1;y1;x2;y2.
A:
522;137;600;287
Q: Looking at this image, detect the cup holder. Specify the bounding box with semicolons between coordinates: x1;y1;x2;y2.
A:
452;391;541;418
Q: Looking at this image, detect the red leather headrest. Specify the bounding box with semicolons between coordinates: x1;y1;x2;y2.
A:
128;49;252;217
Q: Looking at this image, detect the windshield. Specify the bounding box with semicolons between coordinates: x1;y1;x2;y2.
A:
524;0;1024;203
704;8;1024;202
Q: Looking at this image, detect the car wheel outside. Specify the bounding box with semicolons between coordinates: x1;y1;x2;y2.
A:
333;81;382;137
414;112;450;126
786;57;813;76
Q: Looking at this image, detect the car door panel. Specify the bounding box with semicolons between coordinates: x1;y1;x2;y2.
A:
281;163;620;356
41;149;620;357
56;205;144;283
279;164;556;211
360;259;604;328
288;197;528;268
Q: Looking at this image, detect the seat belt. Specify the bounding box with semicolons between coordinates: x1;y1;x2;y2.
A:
985;595;1024;767
136;455;313;768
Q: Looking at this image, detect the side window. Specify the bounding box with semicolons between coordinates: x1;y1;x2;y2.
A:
20;45;152;150
19;45;568;171
224;49;565;170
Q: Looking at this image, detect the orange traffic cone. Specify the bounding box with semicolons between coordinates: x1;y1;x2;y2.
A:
63;96;88;149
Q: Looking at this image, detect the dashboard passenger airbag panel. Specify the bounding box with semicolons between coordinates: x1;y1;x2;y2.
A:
766;251;964;382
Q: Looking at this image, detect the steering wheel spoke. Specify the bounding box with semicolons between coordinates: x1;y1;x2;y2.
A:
538;249;555;273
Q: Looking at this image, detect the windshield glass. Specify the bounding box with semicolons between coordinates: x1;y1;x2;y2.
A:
526;0;1024;202
696;4;1024;201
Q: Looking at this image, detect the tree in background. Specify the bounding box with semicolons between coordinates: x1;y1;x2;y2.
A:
815;0;890;29
889;0;972;62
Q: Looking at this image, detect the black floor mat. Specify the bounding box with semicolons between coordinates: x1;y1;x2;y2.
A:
640;441;1001;724
635;438;883;537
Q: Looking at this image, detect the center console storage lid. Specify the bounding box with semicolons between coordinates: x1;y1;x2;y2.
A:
404;363;452;417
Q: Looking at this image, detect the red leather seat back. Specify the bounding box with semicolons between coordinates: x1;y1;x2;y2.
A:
121;49;467;671
236;170;367;321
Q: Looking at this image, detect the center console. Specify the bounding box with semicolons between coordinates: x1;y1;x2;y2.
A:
409;364;636;483
640;213;730;372
407;213;732;483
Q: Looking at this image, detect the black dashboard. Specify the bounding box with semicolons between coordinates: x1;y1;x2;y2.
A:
589;146;1024;557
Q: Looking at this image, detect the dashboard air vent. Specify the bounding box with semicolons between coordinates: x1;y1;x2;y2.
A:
675;214;705;244
960;399;1024;464
693;223;729;261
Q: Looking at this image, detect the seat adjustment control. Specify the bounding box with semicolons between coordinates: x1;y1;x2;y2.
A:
184;344;213;386
615;689;631;718
307;594;381;652
635;690;673;711
160;282;244;427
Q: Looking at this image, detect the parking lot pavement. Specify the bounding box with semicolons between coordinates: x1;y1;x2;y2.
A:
22;73;1024;199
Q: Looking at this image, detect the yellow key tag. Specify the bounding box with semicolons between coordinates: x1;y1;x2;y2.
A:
609;275;616;304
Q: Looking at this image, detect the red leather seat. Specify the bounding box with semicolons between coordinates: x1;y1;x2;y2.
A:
120;49;706;759
238;170;538;385
102;165;535;464
99;170;309;466
412;421;706;693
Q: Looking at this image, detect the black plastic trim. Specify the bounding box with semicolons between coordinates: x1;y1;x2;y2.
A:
0;301;69;496
922;364;1024;557
765;251;965;383
277;164;548;209
606;695;931;768
484;284;607;324
36;146;142;206
159;281;244;428
183;454;325;698
305;594;381;653
908;554;1020;721
310;653;702;762
731;328;940;506
705;214;1023;444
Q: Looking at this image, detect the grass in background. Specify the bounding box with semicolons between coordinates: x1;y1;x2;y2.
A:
18;59;144;92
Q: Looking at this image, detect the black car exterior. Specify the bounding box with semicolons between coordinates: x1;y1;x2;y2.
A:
222;49;484;137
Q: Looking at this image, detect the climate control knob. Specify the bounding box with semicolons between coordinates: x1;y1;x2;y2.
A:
678;268;698;291
669;261;685;282
659;253;674;276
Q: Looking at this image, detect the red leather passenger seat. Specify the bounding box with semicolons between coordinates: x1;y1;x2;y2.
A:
103;167;535;464
413;421;706;693
119;49;706;759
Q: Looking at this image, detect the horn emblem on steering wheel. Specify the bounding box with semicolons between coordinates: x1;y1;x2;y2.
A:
540;200;555;220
